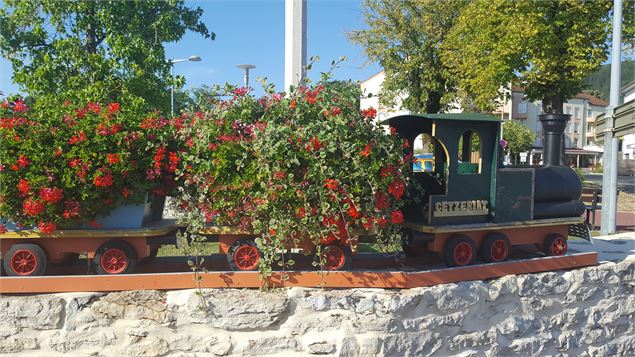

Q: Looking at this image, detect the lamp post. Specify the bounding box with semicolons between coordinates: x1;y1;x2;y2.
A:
171;55;201;117
237;64;256;88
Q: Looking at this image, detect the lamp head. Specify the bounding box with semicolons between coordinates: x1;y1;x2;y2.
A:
188;55;202;62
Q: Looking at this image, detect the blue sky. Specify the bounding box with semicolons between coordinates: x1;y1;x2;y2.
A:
0;0;381;97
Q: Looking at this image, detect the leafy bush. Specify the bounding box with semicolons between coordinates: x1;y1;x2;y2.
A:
0;97;179;233
173;68;411;275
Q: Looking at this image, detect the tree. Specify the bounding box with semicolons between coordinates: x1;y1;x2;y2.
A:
350;0;467;114
442;0;632;114
502;120;535;156
0;0;213;111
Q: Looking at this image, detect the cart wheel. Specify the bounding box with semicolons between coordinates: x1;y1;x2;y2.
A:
139;247;159;265
480;233;511;263
227;239;260;271
4;244;47;276
94;240;137;274
443;235;476;267
319;244;352;271
544;234;567;256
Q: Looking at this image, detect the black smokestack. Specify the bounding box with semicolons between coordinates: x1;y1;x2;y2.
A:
539;114;570;166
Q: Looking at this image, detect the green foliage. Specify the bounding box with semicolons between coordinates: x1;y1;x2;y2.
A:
443;0;617;114
350;0;467;113
171;62;410;281
0;97;180;232
502;120;535;155
584;60;635;101
0;0;213;111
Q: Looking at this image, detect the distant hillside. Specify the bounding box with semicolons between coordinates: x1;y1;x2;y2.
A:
584;60;635;100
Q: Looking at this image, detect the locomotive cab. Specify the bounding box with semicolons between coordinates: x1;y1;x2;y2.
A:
384;114;500;226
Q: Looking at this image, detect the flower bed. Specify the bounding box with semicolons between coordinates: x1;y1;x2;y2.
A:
0;98;179;233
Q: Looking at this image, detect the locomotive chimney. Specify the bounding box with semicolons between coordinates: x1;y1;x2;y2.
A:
539;114;570;166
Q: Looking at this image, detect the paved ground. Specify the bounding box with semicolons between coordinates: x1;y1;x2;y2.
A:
585;173;635;194
569;232;635;262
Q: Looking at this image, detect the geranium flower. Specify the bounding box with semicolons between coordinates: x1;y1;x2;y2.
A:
93;169;114;188
13;99;28;112
0;224;7;234
234;87;249;96
17;178;30;194
38;221;56;234
23;198;45;216
39;187;64;204
347;205;360;219
374;192;390;210
361;107;377;119
107;153;120;165
390;210;404;224
360;144;372;157
108;102;121;114
388;179;405;200
325;179;338;190
69;131;87;144
16;155;31;168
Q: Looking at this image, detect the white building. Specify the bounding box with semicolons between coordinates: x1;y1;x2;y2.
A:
620;81;635;160
359;71;410;123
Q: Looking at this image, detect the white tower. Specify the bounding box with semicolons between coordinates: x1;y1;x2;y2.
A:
285;0;307;92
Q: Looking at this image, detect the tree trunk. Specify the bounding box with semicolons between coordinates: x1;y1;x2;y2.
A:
425;91;442;113
543;94;564;114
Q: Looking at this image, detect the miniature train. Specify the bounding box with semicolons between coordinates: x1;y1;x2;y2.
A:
0;113;589;276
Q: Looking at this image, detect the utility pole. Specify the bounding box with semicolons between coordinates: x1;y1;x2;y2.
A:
285;0;307;92
601;0;622;235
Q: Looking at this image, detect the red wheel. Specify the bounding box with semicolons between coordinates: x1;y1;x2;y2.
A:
320;244;352;271
94;240;137;275
544;234;567;256
3;244;47;276
443;235;476;267
481;233;511;263
227;239;260;271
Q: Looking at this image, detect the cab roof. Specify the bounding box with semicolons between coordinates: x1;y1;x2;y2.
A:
381;113;500;126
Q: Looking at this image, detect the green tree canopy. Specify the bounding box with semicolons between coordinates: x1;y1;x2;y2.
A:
442;0;631;114
502;120;535;155
0;0;214;111
350;0;466;114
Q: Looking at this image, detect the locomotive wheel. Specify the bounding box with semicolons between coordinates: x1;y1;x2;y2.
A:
139;247;159;265
4;244;47;276
319;244;352;271
543;234;568;256
94;240;137;275
227;239;260;271
443;235;476;267
480;233;511;263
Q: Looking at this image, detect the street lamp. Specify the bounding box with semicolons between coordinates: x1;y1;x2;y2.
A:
171;55;202;117
237;64;256;88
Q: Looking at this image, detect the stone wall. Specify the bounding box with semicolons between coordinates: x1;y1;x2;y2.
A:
1;255;634;357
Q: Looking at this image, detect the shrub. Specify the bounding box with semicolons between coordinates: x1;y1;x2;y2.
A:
0;97;179;233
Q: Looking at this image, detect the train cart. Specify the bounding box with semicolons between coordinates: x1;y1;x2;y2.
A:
0;220;179;276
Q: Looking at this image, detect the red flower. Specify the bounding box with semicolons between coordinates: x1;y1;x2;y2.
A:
39;187;64;204
360;144;372;157
273;171;286;180
332;107;342;116
325;179;338;190
87;102;101;113
388;179;405;200
305;91;318;104
305;135;322;151
17;178;30;194
121;187;132;198
234;87;249;96
106;153;120;165
54;148;63;157
23;198;45;216
38;221;56;234
297;207;306;218
269;228;276;236
375;216;388;228
390;127;397;136
154;146;167;169
361;107;377;119
93;169;114;188
63;200;81;219
390;210;404;224
108;102;120;114
362;216;373;230
0;224;7;234
347;205;360;219
168;152;179;172
374;192;390;210
16;155;31;168
13;99;27;112
69;131;87;144
289;100;297;109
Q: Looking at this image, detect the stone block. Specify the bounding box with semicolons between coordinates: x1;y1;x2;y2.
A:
517;272;570;297
487;275;518;301
90;290;174;324
338;337;359;357
307;341;336;354
206;335;232;356
0;296;65;330
121;336;169;357
0;337;39;354
188;289;288;330
430;281;487;311
382;332;442;356
242;337;301;355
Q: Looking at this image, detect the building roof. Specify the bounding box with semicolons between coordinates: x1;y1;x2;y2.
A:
574;92;608;107
621;80;635;96
381;113;500;125
360;70;385;85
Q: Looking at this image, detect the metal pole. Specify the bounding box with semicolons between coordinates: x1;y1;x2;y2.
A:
171;65;175;117
285;0;307;92
601;0;622;235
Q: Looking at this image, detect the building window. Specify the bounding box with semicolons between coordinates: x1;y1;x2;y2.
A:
565;106;571;114
574;107;580;119
518;100;527;114
587;108;592;117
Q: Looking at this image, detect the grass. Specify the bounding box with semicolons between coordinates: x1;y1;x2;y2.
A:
156;241;385;257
